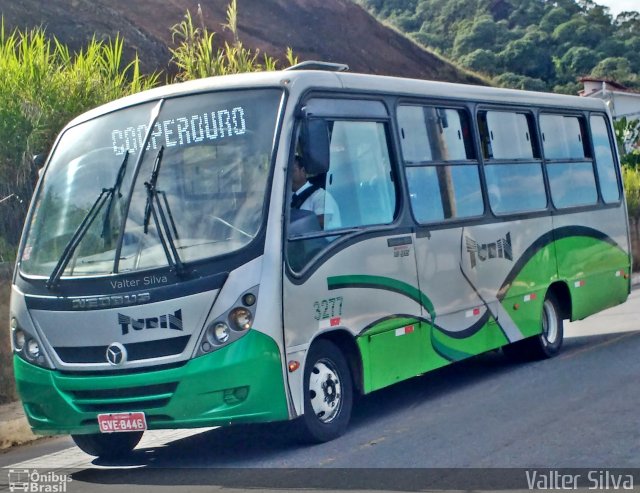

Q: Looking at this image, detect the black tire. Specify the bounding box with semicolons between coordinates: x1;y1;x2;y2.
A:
533;292;564;358
71;431;143;459
504;291;564;361
296;339;353;443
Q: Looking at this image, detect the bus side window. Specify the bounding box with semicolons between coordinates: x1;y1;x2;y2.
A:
287;119;398;271
590;115;621;204
327;121;396;228
479;110;546;215
541;114;598;209
398;105;483;223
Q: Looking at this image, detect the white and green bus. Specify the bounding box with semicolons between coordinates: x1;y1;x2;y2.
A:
10;62;631;458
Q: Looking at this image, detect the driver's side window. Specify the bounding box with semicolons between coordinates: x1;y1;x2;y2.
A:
287;119;397;271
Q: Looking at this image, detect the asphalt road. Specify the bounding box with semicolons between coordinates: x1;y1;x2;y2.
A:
1;290;639;492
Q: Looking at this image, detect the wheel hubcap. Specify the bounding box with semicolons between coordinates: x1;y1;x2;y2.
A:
542;299;558;346
309;359;342;423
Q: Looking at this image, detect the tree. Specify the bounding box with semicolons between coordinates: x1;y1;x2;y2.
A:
493;72;547;91
452;15;498;57
616;11;640;36
554;46;598;81
552;17;603;49
614;117;640;160
624;38;640;73
540;7;571;33
499;31;554;81
590;57;633;82
460;49;499;75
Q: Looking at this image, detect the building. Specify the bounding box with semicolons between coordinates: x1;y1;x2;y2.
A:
580;78;640;152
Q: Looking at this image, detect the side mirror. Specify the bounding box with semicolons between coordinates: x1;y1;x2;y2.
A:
301;119;330;176
34;154;46;177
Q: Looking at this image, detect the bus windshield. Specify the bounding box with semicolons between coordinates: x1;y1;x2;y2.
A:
20;88;283;278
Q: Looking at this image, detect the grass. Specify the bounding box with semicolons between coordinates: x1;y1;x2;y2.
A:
0;267;16;404
0;3;297;405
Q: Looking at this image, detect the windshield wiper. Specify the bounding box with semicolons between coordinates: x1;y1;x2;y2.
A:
101;150;129;240
113;99;163;274
46;191;110;289
142;145;186;275
46;151;135;288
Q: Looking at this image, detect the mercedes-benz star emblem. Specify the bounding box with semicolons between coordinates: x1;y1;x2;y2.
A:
106;342;127;366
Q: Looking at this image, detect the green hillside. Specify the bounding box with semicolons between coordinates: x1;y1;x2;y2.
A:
355;0;640;93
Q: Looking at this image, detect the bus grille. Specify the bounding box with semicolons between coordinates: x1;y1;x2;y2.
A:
53;335;191;364
68;382;178;413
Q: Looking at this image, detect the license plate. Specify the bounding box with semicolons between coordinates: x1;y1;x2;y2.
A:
98;412;147;433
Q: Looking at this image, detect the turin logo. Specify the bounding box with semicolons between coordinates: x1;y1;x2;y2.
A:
466;232;512;268
117;309;183;335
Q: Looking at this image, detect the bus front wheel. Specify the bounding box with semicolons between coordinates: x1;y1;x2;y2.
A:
297;339;353;443
72;431;143;459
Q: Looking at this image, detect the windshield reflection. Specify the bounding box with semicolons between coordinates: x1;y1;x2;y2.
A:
21;89;283;278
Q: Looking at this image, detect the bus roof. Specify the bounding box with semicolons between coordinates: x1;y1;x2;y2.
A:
67;68;607;127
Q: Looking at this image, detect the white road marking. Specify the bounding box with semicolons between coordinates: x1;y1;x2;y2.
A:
5;428;214;469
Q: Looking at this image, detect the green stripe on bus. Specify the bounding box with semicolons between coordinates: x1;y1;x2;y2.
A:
328;274;436;320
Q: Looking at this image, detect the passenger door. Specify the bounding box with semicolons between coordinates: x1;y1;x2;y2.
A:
283;98;425;396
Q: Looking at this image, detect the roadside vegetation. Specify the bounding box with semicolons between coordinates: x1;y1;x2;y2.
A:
0;1;295;404
617;117;640;267
355;0;640;93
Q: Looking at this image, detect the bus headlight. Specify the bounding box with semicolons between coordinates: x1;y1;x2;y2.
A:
229;307;252;331
207;322;230;345
26;339;41;360
13;330;26;351
195;288;258;357
10;315;51;368
10;318;26;351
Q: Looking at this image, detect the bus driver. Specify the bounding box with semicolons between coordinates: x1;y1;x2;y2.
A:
290;155;341;230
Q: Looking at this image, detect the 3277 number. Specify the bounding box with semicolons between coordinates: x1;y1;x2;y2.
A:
314;297;343;321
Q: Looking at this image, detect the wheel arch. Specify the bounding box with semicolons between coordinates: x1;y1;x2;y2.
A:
547;281;572;321
310;329;364;396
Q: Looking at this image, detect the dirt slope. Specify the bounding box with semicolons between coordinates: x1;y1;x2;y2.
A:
0;0;482;83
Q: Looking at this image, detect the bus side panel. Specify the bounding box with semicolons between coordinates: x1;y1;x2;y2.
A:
457;217;555;344
552;207;631;320
356;318;434;393
283;234;423;410
413;227;511;364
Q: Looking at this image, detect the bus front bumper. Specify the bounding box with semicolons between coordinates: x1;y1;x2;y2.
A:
13;330;290;435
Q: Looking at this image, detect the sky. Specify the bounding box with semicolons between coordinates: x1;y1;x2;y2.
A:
596;0;639;17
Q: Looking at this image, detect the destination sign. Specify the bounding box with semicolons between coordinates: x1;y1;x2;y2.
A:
111;106;247;156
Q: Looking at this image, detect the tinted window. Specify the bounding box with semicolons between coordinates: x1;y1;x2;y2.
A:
547;163;598;208
541;114;597;209
479;110;546;214
406;166;483;222
591;115;621;203
398;106;473;162
480;111;537;160
398;105;483;223
287;119;397;271
540;114;589;159
484;164;547;214
327;121;396;228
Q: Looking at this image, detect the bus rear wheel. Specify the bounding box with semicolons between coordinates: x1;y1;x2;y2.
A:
297;339;353;443
72;431;143;459
535;292;564;358
504;291;564;360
